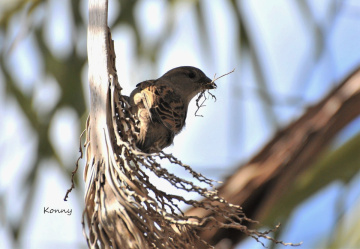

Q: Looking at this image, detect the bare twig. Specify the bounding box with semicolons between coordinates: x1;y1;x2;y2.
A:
64;128;86;201
195;69;235;117
211;68;235;84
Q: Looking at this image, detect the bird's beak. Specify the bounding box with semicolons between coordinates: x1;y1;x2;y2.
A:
202;77;217;90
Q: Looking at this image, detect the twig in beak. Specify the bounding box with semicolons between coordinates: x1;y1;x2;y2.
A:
195;68;235;117
211;68;235;84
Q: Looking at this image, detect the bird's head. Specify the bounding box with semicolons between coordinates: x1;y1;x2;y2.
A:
162;66;216;102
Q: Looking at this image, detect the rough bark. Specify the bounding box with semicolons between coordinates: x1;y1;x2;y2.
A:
185;68;360;247
85;0;135;247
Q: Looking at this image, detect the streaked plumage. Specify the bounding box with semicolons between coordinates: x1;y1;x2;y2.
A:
129;66;215;153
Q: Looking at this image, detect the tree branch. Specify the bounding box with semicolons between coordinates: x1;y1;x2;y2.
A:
185;67;360;247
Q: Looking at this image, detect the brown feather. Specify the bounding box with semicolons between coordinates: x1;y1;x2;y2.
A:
129;66;213;153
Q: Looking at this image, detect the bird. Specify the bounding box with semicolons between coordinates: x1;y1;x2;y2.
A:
129;66;216;153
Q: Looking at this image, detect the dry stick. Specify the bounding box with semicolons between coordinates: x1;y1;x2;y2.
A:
211;68;235;84
64;128;86;201
195;69;235;117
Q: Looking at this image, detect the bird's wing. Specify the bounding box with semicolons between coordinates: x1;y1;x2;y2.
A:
133;80;156;120
154;85;186;134
136;81;186;133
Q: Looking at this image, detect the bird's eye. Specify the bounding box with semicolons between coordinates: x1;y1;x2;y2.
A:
188;72;196;78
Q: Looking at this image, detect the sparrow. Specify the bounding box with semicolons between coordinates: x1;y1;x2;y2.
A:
129;66;216;153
